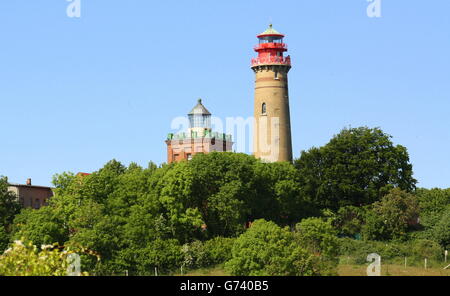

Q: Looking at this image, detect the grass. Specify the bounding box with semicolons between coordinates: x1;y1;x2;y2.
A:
338;264;450;276
182;265;229;276
181;263;450;276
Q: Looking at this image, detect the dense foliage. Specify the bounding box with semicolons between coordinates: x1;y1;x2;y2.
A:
0;240;88;276
295;217;340;273
1;126;448;276
362;188;420;241
7;153;310;275
225;219;330;276
294;127;416;212
0;177;21;252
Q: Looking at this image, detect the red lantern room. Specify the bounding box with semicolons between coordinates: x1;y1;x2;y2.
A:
251;24;291;68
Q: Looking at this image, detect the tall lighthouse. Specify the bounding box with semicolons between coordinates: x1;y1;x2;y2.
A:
251;24;293;163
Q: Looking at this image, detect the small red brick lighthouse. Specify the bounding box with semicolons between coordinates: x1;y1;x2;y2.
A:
165;99;233;163
252;24;293;163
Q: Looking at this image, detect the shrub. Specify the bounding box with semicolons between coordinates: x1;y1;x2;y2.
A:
431;206;450;249
225;219;327;276
182;240;209;269
411;239;443;261
295;218;339;257
362;189;419;241
118;239;183;276
333;206;366;237
0;227;9;253
204;237;235;266
295;218;340;274
0;240;88;276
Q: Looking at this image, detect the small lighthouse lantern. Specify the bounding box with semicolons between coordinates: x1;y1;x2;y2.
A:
188;99;211;130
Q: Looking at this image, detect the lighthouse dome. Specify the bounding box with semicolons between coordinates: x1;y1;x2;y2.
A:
257;24;285;39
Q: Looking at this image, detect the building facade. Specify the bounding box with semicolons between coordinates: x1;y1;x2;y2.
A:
165;99;233;163
8;178;54;209
252;25;293;163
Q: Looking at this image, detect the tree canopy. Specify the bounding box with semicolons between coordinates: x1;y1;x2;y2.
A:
2;126;448;276
294;127;416;212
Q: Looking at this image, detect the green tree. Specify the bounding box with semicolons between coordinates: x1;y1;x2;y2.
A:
225;219;322;276
294;127;416;212
362;188;419;241
187;152;256;237
415;188;450;229
115;238;183;275
431;206;450;249
416;188;450;213
295;218;340;275
0;176;21;227
11;207;68;246
0;176;21;252
333;206;367;237
0;227;9;252
411;239;443;261
252;162;306;224
295;218;339;257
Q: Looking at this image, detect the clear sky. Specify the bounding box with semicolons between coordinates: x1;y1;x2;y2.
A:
1;1;449;189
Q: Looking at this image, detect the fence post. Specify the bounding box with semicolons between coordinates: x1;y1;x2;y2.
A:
424;258;427;270
404;257;407;268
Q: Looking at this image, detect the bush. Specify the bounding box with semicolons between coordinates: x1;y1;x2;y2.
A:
411;239;443;261
181;237;235;270
0;240;88;276
333;206;366;237
431;206;450;249
182;240;209;269
225;219;327;276
338;238;378;264
295;217;340;274
0;227;9;253
295;218;339;257
204;237;235;266
362;189;419;241
117;239;183;276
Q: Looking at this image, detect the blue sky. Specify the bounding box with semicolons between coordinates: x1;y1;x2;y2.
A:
0;1;449;188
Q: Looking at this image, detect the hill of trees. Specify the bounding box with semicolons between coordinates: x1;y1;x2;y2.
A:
0;127;448;275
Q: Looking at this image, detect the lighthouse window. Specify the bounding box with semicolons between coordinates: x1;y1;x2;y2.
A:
262;103;267;115
274;72;279;80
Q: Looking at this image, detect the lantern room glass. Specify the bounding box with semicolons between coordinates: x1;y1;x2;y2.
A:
189;114;211;128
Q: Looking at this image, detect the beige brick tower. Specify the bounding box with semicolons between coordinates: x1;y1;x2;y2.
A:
251;25;293;162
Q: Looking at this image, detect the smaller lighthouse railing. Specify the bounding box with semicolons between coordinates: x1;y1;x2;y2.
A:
254;43;287;51
251;56;291;67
